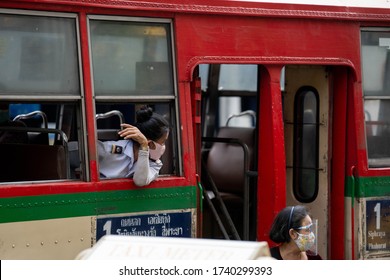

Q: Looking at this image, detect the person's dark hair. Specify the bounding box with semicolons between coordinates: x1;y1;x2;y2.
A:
269;205;310;243
134;106;169;141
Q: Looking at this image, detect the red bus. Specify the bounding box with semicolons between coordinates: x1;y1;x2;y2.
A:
0;0;389;260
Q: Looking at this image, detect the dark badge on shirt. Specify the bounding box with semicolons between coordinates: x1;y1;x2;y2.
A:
111;144;123;154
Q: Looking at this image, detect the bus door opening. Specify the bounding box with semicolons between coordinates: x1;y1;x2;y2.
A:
195;64;259;241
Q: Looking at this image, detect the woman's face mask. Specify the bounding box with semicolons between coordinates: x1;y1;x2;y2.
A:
293;231;316;252
149;141;166;161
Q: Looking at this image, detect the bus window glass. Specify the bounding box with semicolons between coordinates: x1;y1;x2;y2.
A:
293;88;319;202
200;64;257;137
219;64;258;91
361;30;390;167
199;64;209;91
218;65;257;127
0;13;79;95
89;18;174;96
365;99;390;167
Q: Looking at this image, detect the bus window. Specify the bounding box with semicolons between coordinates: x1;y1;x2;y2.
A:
95;103;176;177
199;64;257;138
219;65;257;127
361;29;390;167
0;102;84;182
0;13;79;95
89;16;179;180
293;87;319;203
89;16;174;96
0;11;85;183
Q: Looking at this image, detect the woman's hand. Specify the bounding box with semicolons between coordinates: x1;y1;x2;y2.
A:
119;124;149;149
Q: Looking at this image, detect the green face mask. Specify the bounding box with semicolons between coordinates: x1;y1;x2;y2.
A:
0;110;9;124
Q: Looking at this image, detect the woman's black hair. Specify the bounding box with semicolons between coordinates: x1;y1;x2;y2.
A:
269;205;309;243
134;105;169;141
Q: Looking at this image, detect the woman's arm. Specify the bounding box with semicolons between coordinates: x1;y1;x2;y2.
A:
118;123;162;186
119;123;149;149
133;149;162;186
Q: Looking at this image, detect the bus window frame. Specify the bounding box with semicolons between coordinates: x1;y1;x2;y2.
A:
87;14;182;178
0;8;89;183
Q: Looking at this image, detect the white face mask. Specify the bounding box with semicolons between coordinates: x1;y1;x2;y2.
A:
294;231;316;252
149;141;166;161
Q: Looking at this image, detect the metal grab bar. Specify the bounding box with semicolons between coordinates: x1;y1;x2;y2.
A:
226;110;256;126
96;110;124;127
13;110;48;129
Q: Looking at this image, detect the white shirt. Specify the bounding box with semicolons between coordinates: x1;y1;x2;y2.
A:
97;140;162;186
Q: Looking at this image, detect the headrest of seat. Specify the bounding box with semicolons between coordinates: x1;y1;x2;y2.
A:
97;129;121;141
217;127;255;148
206;127;255;194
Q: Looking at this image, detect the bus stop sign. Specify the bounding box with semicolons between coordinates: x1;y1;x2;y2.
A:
366;199;390;251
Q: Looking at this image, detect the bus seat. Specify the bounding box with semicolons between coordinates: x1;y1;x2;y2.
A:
97;129;121;141
13;110;49;144
201;126;256;240
0;143;68;182
0;127;69;182
0;121;28;144
69;141;80;168
68;141;83;179
96;110;124;141
27;131;50;145
367;135;390;158
207;127;255;195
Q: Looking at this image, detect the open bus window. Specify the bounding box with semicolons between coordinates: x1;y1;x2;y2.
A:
361;29;390;167
0;102;85;183
95;102;177;178
89;15;179;181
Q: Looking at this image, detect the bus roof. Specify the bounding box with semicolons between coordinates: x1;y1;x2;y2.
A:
17;0;389;11
236;0;390;8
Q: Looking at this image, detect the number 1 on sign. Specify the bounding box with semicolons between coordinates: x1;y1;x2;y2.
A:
103;220;112;235
374;203;381;230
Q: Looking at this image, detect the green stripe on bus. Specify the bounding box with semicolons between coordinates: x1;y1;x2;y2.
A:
345;176;390;198
0;186;197;223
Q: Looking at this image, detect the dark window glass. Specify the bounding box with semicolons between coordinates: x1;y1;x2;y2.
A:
293;87;319;202
361;29;390;167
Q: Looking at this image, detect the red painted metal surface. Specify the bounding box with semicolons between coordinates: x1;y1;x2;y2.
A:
257;65;286;244
78;12;99;182
330;67;348;260
0;176;190;198
1;0;390;259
